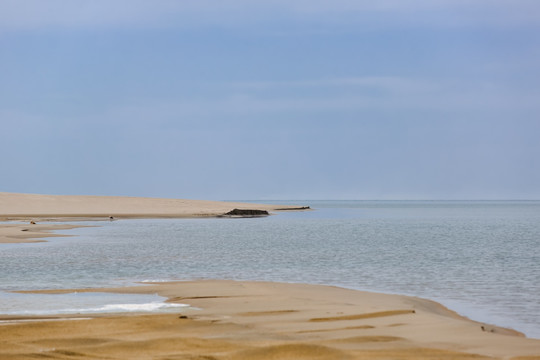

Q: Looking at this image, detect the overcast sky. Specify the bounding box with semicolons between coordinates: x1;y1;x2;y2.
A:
1;1;539;200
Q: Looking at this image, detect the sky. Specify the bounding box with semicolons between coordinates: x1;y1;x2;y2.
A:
1;0;539;200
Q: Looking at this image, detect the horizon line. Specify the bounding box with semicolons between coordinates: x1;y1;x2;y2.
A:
226;199;540;202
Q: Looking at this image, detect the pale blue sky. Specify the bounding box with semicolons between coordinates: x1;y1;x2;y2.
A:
1;1;539;199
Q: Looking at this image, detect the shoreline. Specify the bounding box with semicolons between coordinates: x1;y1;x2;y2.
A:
5;279;525;337
2;280;540;359
0;222;91;244
2;193;539;358
0;192;307;243
0;192;306;220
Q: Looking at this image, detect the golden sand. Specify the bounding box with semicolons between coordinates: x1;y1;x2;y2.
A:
0;192;303;220
0;192;303;243
1;281;540;360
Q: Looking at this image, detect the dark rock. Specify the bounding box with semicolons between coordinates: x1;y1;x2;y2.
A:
222;209;269;217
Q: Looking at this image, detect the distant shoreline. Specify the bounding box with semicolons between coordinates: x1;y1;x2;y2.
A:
0;192;306;243
0;192;305;219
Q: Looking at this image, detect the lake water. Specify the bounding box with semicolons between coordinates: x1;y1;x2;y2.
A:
1;201;539;338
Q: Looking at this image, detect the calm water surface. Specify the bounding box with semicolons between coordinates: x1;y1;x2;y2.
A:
1;201;539;337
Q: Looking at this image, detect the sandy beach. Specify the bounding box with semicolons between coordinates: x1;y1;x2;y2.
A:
0;192;304;243
1;193;540;359
0;192;304;220
2;281;540;359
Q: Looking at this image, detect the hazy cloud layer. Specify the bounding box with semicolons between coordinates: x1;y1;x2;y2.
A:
2;0;540;30
1;1;539;199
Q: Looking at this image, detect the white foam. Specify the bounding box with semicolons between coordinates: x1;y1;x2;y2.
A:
5;302;187;316
94;302;188;313
0;292;190;316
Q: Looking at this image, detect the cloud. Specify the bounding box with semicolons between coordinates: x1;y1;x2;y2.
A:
224;76;540;114
230;77;436;94
1;0;539;31
30;74;529;144
0;0;173;30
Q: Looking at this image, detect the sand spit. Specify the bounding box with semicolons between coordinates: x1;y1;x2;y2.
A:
0;192;304;220
2;281;540;360
0;192;305;243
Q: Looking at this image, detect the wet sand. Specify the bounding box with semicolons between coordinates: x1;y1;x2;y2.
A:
0;223;89;244
2;281;540;359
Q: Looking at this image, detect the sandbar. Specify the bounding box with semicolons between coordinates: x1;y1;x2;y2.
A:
0;192;304;243
2;280;540;359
